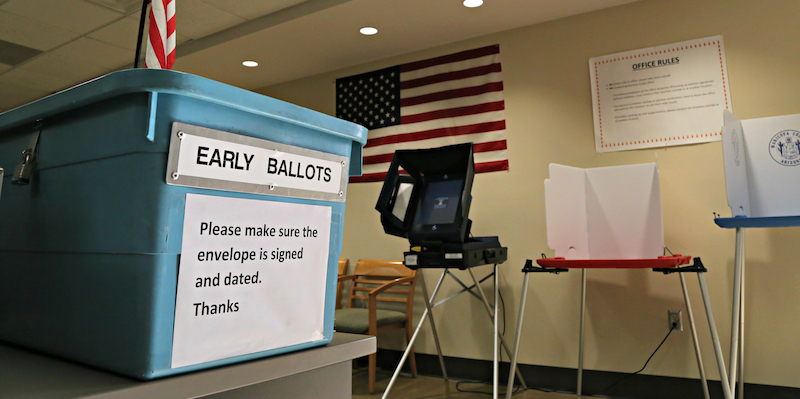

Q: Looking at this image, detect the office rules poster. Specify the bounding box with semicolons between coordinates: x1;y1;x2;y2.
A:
590;36;732;153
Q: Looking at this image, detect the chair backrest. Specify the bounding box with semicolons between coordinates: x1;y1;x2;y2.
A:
335;258;350;310
347;259;417;317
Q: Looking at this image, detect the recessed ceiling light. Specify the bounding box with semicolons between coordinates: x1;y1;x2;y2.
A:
242;61;258;67
360;27;378;35
463;0;483;7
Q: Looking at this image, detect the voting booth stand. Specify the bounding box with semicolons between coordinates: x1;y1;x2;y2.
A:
0;69;367;379
713;111;800;399
374;144;520;399
506;163;732;399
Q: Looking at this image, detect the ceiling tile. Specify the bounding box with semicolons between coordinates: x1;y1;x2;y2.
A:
0;80;49;109
48;37;134;70
19;53;110;83
1;0;124;34
179;0;641;90
89;15;142;50
197;0;308;20
85;0;143;14
0;68;73;93
177;0;246;39
0;10;78;50
118;14;193;51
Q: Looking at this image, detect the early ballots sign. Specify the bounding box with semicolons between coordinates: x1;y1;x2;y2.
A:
167;122;348;202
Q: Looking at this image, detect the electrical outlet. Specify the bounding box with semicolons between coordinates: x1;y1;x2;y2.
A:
668;310;683;331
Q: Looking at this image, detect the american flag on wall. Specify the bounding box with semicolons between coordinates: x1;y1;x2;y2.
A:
336;45;509;183
145;0;176;69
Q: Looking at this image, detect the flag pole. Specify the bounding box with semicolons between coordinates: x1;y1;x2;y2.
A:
133;0;149;68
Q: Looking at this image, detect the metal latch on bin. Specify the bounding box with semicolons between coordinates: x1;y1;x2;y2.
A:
11;131;40;186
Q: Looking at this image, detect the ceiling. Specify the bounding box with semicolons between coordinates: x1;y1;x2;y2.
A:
0;0;639;113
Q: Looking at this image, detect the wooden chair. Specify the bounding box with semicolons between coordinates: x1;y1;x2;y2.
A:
334;259;418;393
335;258;349;310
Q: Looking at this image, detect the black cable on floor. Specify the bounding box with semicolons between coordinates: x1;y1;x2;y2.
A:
499;287;506;336
592;324;676;396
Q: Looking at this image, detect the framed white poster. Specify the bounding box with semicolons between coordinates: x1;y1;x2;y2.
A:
590;35;732;153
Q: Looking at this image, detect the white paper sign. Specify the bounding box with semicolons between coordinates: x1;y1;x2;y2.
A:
590;36;732;152
171;194;332;368
545;163;663;259
176;133;343;194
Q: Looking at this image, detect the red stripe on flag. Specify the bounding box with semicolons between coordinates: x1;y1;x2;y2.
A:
361;153;398;166
167;15;176;36
349;173;388;183
400;45;499;73
363;139;508;166
400;82;504;107
475;159;509;173
401;101;504;124
350;159;508;184
165;1;175;69
400;64;502;90
365;120;506;148
474;139;507;153
147;11;166;68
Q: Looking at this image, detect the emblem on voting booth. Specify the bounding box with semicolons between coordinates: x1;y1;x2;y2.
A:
769;130;800;166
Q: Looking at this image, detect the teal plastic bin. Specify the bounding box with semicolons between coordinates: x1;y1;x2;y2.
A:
0;69;367;379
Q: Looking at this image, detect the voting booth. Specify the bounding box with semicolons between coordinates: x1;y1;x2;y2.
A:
506;163;732;399
0;69;367;379
718;110;800;223
713;111;800;399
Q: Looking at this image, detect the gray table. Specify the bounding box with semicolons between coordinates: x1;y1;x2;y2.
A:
0;332;375;399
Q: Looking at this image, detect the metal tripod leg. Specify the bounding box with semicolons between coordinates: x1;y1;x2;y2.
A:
467;267;529;391
505;273;530;399
698;272;733;399
729;228;744;397
381;270;448;399
577;268;587;397
421;270;449;381
680;273;710;399
738;259;745;398
493;264;500;399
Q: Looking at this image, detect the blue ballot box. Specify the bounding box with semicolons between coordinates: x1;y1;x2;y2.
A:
0;69;367;379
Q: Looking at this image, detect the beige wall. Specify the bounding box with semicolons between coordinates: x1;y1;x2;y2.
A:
259;0;800;388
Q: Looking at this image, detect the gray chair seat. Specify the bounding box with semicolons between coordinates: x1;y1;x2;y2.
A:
334;308;407;334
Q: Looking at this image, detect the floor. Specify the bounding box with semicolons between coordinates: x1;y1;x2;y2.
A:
351;368;582;399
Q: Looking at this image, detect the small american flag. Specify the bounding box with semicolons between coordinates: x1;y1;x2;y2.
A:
337;45;509;183
145;0;176;69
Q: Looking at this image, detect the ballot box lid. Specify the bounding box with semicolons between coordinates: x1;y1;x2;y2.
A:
0;69;367;147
